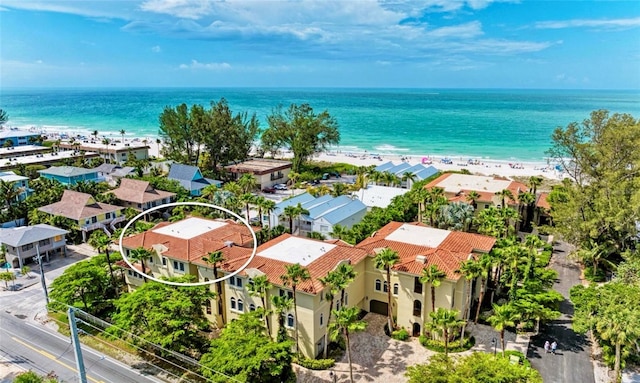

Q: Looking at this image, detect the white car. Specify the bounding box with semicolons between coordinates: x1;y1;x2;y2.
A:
274;183;288;190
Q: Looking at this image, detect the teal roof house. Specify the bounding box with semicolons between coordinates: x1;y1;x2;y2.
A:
168;164;222;196
38;166;103;186
0;171;32;202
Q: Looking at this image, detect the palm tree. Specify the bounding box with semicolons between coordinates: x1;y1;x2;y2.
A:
88;231;117;296
128;247;153;282
331;182;348;197
237;173;257;194
281;263;311;354
597;308;640;382
271;295;294;343
329;307;367;383
239;193;256;224
466;190;481;211
426;308;463;356
247;275;273;337
528;176;543;195
155;138;162;158
101;137;111;163
438;202;475;231
261;199;276;228
420;264;447;313
517;191;535;230
401;171;416;189
411;188;429;223
119;129;126;143
329;224;349;241
456;259;483;343
0;180;22;209
494;189;514;210
474;254;493;324
319;273;339;358
522;235;545;284
283;205;297;233
92;130;99;140
293;203;310;235
201;184;219;201
488;303;520;357
374;247;400;331
203;250;225;324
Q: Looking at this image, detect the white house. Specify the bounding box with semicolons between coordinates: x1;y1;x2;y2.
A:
0;224;69;268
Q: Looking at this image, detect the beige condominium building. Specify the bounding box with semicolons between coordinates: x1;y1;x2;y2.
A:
120;217;495;359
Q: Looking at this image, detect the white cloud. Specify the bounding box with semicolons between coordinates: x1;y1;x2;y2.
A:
151;45;162;53
179;60;231;70
535;17;640;30
426;21;484;39
0;1;132;19
35;60;43;64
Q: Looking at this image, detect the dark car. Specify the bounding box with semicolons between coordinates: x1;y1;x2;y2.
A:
262;187;276;194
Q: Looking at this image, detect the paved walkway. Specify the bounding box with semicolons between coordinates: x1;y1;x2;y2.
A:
527;241;595;383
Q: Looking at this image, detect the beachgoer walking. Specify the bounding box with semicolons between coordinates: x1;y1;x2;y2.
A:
544;340;550;353
551;341;557;354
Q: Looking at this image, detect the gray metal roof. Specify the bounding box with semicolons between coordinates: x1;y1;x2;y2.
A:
320;199;367;225
413;166;439;180
0;171;28;182
375;162;396;172
38;166;97;177
274;193;317;216
0;224;69;247
168;163;201;181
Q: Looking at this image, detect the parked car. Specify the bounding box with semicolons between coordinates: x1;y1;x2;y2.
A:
262;186;276;194
274;183;288;190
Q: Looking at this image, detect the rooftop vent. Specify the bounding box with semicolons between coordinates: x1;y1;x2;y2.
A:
224;240;234;248
416;255;427;264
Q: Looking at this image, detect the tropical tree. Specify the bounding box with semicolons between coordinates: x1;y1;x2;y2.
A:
329;307;367;383
0;180;23;209
420;264;447;313
318;273;339;358
262;103;340;172
465;190;481;211
237;173;257;194
49;259;110;313
88;231;117;296
128;247;154;281
91;130;98;140
203;250;225;324
247;275;273;337
282;205;297;234
456;259;483;343
329;223;350;241
280;263;311;354
426;308;463;356
260;198;276;228
239;193;256;224
474;254;493;323
0;271;15;290
401;171;417;188
411;188;429;223
438;202;475;231
488;303;520;357
517;191;536;230
494;189;514;210
119;129;126;142
374;247;400;331
293;203;309;235
271;295;294;343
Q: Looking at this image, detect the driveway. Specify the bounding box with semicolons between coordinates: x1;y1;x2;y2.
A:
526;241;595;383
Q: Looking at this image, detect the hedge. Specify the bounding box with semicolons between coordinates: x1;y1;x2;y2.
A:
419;335;475;353
293;357;335;370
391;328;410;341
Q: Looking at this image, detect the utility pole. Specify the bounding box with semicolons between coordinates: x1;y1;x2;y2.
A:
34;244;49;305
68;307;88;383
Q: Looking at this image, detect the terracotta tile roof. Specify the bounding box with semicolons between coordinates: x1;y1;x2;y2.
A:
218;234;369;295
109;178;176;204
426;173;529;206
38;190;123;220
536;192;551;210
121;219;257;263
357;221;496;280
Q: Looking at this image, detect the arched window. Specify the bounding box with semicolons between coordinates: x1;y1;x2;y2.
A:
249;304;256;311
383;281;389;293
320;313;324;326
287;314;295;328
238;299;244;312
230;297;236;310
413;300;422;317
375;279;381;291
393;283;399;295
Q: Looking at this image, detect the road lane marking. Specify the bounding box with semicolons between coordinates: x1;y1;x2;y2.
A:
11;337;105;383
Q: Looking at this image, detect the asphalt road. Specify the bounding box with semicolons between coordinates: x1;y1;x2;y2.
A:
527;241;595;383
0;310;161;383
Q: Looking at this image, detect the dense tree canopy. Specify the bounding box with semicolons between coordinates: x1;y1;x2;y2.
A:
261;103;340;172
546;110;640;256
109;276;213;356
200;311;295;383
405;352;542;383
49;256;112;314
158;99;260;172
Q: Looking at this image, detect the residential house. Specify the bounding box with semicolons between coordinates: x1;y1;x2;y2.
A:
93;164;136;186
425;173;529;212
375;161;439;189
0;129;41;148
38;166;103;187
269;193;367;238
0;171;32;202
356;221;496;336
168;164;222;197
108;178;176;211
351;184;409;210
224;159;292;189
38;190;125;241
59;140;149;165
0;224;68;268
118;216;497;359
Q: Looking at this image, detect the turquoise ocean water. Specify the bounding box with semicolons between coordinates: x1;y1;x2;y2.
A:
1;88;639;161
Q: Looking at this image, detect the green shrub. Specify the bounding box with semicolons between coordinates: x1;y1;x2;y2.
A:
584;266;607;282
391;328;409;341
419;335;475;353
537;250;553;267
293;356;335;370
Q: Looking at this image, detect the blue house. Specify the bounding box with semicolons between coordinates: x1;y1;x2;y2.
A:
0;171;32;201
168;163;222;196
374;161;439;188
0;129;41;147
38;166;103;187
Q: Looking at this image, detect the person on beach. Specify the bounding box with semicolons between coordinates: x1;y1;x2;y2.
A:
551;341;557;354
544;340;550;353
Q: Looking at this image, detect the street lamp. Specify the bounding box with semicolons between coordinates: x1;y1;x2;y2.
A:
491;338;497;356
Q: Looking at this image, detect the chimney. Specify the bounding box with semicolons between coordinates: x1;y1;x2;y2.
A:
416;255;427;264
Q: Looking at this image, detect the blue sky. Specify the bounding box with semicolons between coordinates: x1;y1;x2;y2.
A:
1;0;639;89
